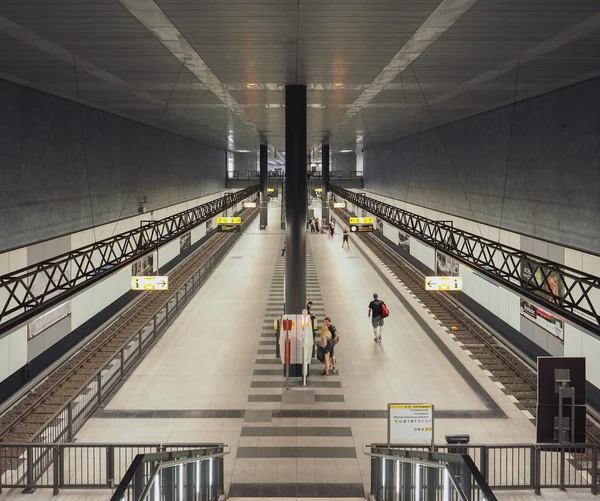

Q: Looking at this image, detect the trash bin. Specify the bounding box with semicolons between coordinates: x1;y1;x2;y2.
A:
446;434;470;455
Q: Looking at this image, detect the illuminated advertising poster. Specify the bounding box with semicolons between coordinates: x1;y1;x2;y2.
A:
398;230;410;252
521;258;565;304
435;251;459;277
180;232;191;252
520;299;564;340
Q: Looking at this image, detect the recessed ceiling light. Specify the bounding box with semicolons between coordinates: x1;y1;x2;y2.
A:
237;149;251;153
334;83;343;87
246;83;258;89
340;149;353;153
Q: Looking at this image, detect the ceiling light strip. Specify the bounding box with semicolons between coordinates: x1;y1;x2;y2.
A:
333;0;479;128
119;0;258;136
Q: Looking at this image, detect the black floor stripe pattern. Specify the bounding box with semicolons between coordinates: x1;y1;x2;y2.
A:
231;236;364;498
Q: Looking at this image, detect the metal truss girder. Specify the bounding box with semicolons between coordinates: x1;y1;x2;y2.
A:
332;185;600;335
0;185;259;336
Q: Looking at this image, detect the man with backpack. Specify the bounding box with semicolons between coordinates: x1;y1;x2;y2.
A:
368;293;389;342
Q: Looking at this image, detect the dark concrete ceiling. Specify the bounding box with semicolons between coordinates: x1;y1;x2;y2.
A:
0;0;598;155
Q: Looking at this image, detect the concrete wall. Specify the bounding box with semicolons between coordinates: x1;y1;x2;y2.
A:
332;153;356;173
363;77;600;254
0;78;227;252
234;152;258;172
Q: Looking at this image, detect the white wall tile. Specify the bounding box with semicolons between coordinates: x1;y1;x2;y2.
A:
565;248;583;271
0;335;9;380
8;326;27;374
71;287;95;330
582;253;600;276
563;324;583;357
410;239;435;271
507;289;521;330
0;251;8;275
8;248;27;273
158;240;179;269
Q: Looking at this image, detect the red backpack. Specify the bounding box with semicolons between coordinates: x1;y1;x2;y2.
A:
382;302;390;318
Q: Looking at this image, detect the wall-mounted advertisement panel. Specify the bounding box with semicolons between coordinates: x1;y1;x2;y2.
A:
521;258;565;304
398;230;410;252
132;252;155;277
376;217;384;233
206;218;214;232
28;267;72;339
180;232;191;252
435;251;459;277
521;299;564;340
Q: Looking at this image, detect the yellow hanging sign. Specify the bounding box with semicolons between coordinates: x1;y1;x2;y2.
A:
349;217;374;225
217;217;241;225
425;276;463;291
131;276;169;291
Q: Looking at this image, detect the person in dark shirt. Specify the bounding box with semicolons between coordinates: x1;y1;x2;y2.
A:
324;316;339;372
368;293;385;342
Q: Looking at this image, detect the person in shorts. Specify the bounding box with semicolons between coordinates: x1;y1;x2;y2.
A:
324;317;339;372
368;293;385;342
319;324;332;376
342;228;350;249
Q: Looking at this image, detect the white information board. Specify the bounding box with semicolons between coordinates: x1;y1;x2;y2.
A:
388;403;434;446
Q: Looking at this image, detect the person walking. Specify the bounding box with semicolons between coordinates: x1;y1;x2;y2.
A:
341;228;350;249
324;317;339;372
281;241;286;256
368;293;385;342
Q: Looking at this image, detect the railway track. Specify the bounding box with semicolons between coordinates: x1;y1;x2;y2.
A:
0;209;255;444
334;208;600;447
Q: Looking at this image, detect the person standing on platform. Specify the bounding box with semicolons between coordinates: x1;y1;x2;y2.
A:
324;317;339;372
368;293;385;342
319;325;332;376
342;228;350;249
281;241;286;256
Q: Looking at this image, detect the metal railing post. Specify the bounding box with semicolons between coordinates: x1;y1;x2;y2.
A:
67;401;74;441
107;445;115;489
59;445;65;490
370;455;378;501
97;372;102;405
402;461;411;501
592;445;598;495
52;446;60;495
534;446;541;495
480;446;488;483
25;445;34;493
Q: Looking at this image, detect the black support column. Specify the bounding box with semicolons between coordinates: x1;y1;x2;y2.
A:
321;144;330;222
259;144;268;229
284;85;307;313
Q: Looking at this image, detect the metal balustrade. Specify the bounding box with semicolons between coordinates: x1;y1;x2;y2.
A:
226;170;363;180
111;445;229;501
332;185;600;335
368;443;599;496
0;442;227;496
0;217;255;494
0;185;259;336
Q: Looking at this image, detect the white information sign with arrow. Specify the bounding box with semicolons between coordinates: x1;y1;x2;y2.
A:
131;276;169;291
425;276;462;291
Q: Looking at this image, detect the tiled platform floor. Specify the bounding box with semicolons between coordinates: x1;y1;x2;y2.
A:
28;204;551;499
